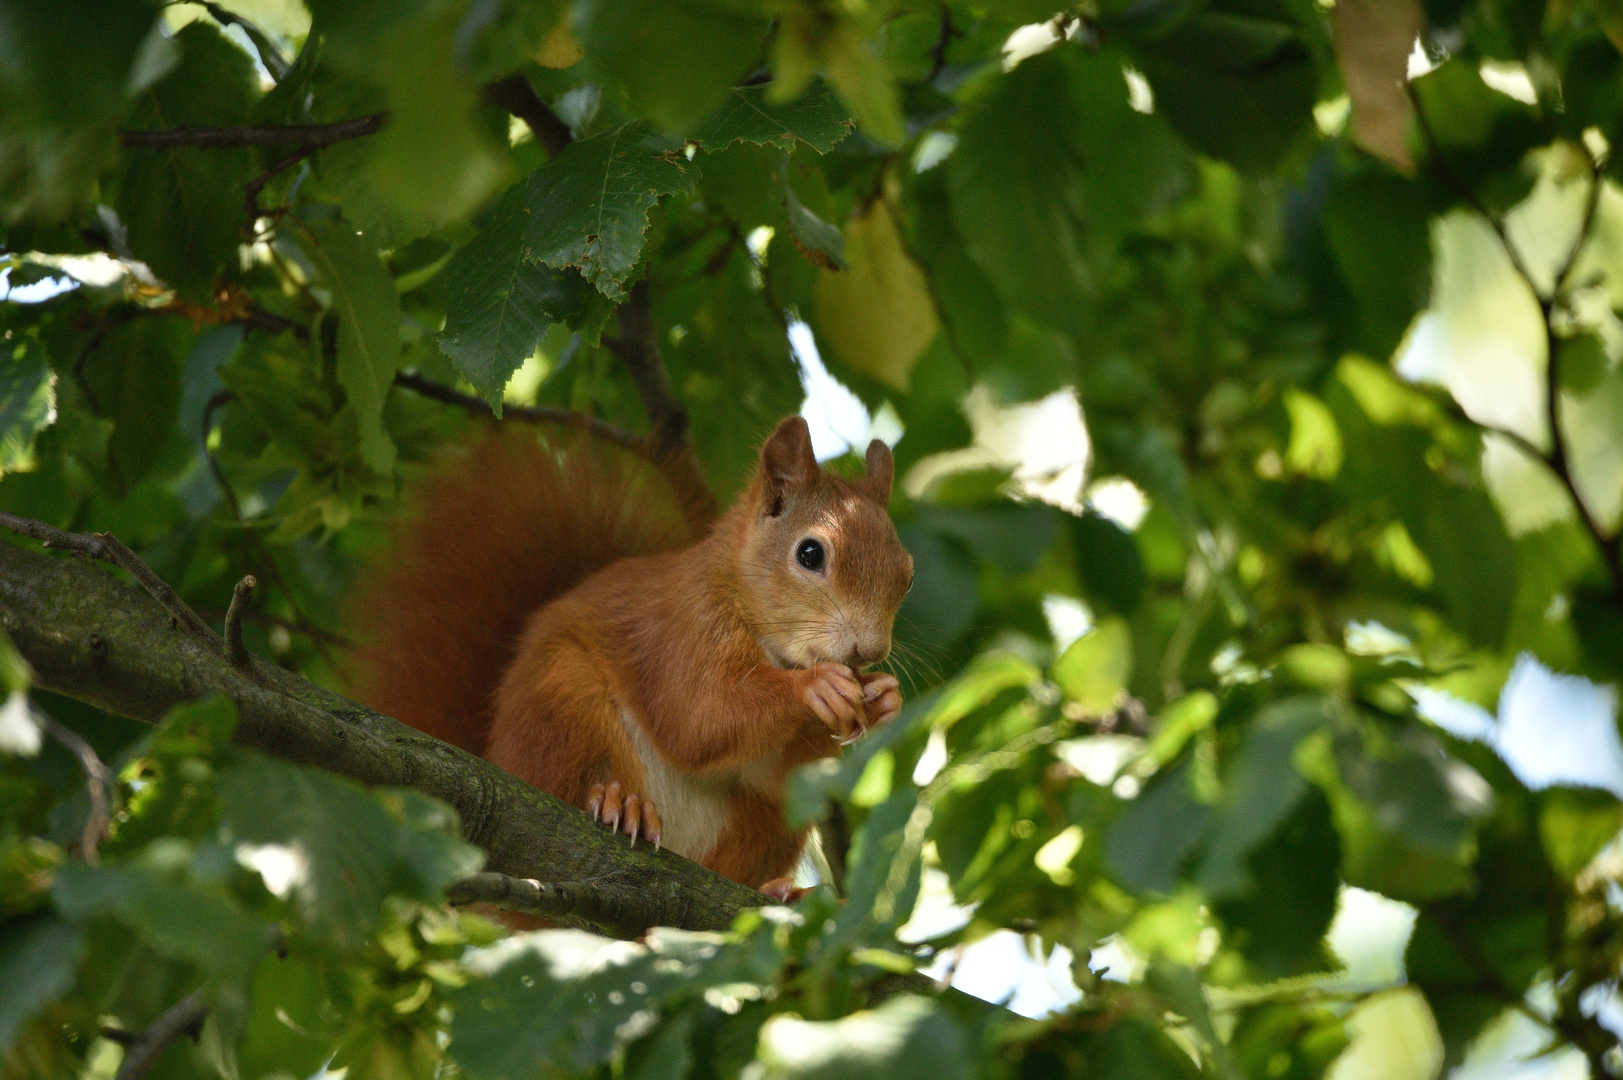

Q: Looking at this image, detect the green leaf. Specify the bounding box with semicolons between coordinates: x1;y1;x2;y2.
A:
1128;5;1317;171
948;52;1093;330
216;756;482;948
1071;510;1145;616
754;996;970;1080
1212;789;1341;980
1069;1014;1203;1080
624;1012;696;1080
576;0;771;135
1196;697;1329;897
0;335;54;474
1323;169;1436;359
783;174;846;271
815;200;938;390
1052;618;1133;715
1108;757;1212;894
52;862;273;985
77;315;192;492
0;914;82;1058
117;22;258;303
450;928;737;1080
298;218;402;474
1537;786;1623;878
691;83;854;154
1408;479;1517;649
521;122;695;300
438;183;602;410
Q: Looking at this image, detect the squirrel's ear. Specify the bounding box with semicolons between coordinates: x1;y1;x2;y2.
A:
864;439;893;503
760;416;818;515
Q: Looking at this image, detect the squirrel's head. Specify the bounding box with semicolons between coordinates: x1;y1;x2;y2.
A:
737;416;913;671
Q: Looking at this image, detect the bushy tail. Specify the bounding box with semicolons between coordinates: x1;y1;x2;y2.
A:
343;427;693;755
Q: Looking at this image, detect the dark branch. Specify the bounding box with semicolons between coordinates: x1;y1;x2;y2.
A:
224;576;256;668
393;371;650;456
483;75;573;157
244;146;317;220
603;280;719;527
0;527;770;937
120;112;388;150
37;711;112;864
1405;94;1623;615
111;992;207;1080
0;512;219;646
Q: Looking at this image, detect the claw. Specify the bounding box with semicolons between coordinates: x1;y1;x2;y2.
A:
623;794;642;847
586;783;605;818
602;780;623;831
643;801;662;851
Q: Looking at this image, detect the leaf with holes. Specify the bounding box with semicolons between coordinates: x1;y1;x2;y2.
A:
691;83;853;153
520;122;694;300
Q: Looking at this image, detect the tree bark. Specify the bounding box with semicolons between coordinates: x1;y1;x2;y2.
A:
0;540;765;939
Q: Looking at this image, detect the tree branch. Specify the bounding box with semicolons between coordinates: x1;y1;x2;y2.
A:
37;710;113;864
394;371;650;456
111;991;207;1080
604;280;719;527
120;113;388;150
0;513;219;646
448;872;668;936
0;533;768;937
483;75;573;157
224;576;256;668
1405;93;1623;614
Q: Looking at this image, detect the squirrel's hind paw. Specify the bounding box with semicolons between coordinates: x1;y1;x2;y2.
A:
586;781;662;850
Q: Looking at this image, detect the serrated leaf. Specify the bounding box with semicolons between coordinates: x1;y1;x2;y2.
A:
814;200;937;390
691;83;853;153
217;756;482;948
298;218;401;474
521;122;694;300
117;22;258;303
0;335;54;474
439;183;602;409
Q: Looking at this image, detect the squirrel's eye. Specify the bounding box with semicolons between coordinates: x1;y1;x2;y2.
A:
795;538;826;572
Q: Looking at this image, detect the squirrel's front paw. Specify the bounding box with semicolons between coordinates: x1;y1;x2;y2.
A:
586;781;662;849
859;672;902;730
801;662;865;743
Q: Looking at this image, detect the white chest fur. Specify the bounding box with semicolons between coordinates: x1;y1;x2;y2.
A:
617;708;733;862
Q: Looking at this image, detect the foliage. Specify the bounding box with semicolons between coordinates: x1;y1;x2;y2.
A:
4;0;1623;1077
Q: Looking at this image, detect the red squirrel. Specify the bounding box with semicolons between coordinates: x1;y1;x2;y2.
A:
346;416;913;894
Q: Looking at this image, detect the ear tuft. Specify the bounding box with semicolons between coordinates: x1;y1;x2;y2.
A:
864;439;893;503
760;416;818;513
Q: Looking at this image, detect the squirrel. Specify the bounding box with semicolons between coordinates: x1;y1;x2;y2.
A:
345;416;913;896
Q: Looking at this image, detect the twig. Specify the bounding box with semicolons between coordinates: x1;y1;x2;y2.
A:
224;576;256;668
927;5;962;83
112;992;207;1080
602;280;719;526
197;606;351;649
120;113;388;150
483;75;573;156
447;872;649;936
36;712;112;864
393;371;650;455
0;513;219;646
1406;90;1623;614
244;146;316;221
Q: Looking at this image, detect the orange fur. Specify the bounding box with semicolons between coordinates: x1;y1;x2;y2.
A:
346;418;913;889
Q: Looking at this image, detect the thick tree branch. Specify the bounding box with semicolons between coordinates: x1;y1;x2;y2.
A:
604;280;719;527
111;991;207;1080
120;113;388;150
0;513;218;645
482;75;573;157
0;536;768;937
